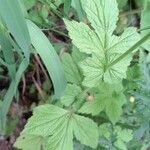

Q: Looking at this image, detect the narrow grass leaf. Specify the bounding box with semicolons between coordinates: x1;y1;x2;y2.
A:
26;20;66;98
0;0;31;60
140;0;150;51
0;31;16;79
0;59;28;133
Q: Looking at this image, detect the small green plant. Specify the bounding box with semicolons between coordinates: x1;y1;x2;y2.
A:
14;0;150;150
0;0;66;134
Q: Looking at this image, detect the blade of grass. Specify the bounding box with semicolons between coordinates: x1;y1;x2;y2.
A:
63;0;72;16
0;0;31;60
140;0;150;51
72;0;85;21
0;59;28;134
26;20;66;98
0;31;16;79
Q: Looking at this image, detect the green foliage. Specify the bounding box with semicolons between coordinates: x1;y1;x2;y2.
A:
99;123;133;150
133;52;150;141
71;0;86;21
0;0;30;133
14;134;46;150
0;0;66;134
27;20;66;98
61;84;82;107
61;53;82;85
14;104;99;150
0;0;149;149
22;0;37;10
117;0;127;10
64;0;140;87
0;0;31;60
79;83;126;124
140;0;150;51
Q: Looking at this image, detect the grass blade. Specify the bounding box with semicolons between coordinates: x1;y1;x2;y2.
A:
140;0;150;51
0;0;31;59
0;59;28;134
0;31;16;79
26;20;66;98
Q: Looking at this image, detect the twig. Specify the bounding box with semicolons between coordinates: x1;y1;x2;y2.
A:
34;54;49;81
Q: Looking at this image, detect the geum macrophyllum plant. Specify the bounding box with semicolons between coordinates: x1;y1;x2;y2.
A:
14;0;142;150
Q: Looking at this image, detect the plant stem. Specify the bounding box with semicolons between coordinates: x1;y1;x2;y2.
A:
48;28;69;38
120;9;141;17
109;32;150;67
138;27;150;32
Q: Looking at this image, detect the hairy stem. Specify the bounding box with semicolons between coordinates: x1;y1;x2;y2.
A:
109;32;150;67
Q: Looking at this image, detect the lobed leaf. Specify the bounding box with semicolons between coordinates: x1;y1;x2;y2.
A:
61;84;82;107
64;0;140;87
79;83;126;124
15;104;99;150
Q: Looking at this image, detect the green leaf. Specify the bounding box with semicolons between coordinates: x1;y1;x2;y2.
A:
71;0;86;21
73;114;99;149
81;0;119;43
14;134;46;150
0;0;31;59
135;0;145;8
16;104;98;150
22;0;37;10
21;104;73;150
79;83;126;124
61;53;82;85
26;20;66;98
99;124;133;150
114;126;133;150
115;127;133;142
0;31;16;79
64;19;101;55
0;100;2;109
22;104;68;136
64;0;140;87
61;84;82;107
99;123;111;140
0;59;28;134
71;47;86;64
117;0;127;10
63;0;72;15
46;116;74;150
114;139;127;150
140;0;150;51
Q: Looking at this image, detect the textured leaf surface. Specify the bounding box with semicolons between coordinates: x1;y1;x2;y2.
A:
79;83;126;124
114;126;133;150
14;134;46;150
99;124;133;150
81;0;119;43
61;84;82;107
115;127;133;142
73;114;99;149
61;53;82;85
16;104;98;150
64;0;140;87
64;19;102;55
99;123;111;140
